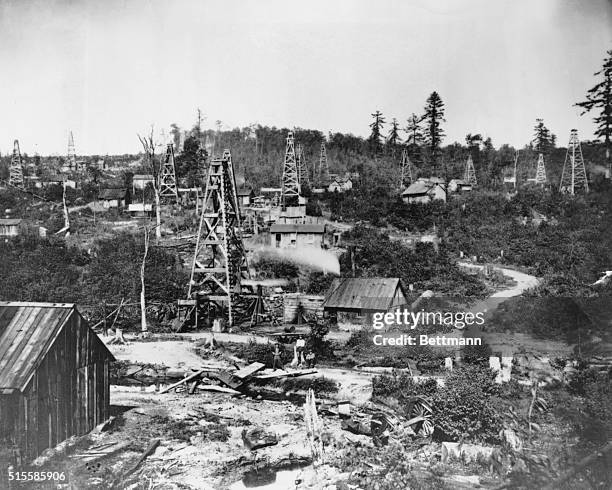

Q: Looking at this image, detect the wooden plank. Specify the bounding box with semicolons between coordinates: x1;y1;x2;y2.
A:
233;362;265;380
197;385;241;395
158;369;207;394
255;369;317;380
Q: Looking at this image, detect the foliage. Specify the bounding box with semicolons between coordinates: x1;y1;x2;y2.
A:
306;320;334;358
532;118;556;155
252;255;299;279
575;49;612;160
430;365;502;443
422;91;446;166
305;271;335;294
372;371;439;401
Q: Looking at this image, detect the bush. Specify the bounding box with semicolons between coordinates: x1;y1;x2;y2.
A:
252;256;299;280
373;371;439;401
431;365;502;444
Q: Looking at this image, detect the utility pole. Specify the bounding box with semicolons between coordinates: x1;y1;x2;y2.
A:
464;155;477;186
535;153;547;186
560;129;588;195
159;143;179;202
9;140;24;188
400;147;413;189
186;149;248;328
512;151;519;189
281;131;300;209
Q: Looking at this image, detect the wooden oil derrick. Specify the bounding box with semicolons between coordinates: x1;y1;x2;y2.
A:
535;153;547;185
296;143;309;189
464;155;477;186
9;140;24;188
183;149;248;328
560;129;588;195
318;142;328;183
400;147;413;189
159;143;179;201
281;131;300;208
67;131;77;171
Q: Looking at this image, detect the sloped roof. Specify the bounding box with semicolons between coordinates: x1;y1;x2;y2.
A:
402;181;430;196
270;223;325;233
99;188;127;200
322;277;404;311
0;219;22;226
133;174;154;180
237;188;253;196
0;302;114;393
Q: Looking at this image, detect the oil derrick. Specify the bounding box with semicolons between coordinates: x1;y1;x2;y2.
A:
159;143;179;201
318;142;329;183
534;153;547;185
281;131;300;208
296;143;309;188
9;140;24;188
464;155;477;186
400;148;413;189
185;149;248;328
560;129;588;195
67;131;77;171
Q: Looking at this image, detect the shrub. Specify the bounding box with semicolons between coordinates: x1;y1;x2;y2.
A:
431;365;502;444
372;371;438;400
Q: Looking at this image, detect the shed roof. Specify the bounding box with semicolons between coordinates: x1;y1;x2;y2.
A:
133;174;154;180
0;302;114;393
99;188;127;200
270;223;325;233
402;181;430;196
237;188;253;196
322;277;404;311
0;219;22;226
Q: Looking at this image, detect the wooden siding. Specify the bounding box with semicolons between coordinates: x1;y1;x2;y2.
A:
0;306;112;463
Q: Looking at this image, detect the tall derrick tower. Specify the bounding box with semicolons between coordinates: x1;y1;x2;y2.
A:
400;147;413;189
9;140;24;188
560;129;588;195
159;143;179;201
296;143;309;188
464;155;477;186
67;131;77;171
281;131;300;208
318;142;328;183
534;153;547;185
185;149;248;327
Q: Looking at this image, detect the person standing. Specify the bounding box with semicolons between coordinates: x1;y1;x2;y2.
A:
272;343;284;371
296;335;306;367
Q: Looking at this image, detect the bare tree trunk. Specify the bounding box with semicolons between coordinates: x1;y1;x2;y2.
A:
141;227;150;334
154;189;161;242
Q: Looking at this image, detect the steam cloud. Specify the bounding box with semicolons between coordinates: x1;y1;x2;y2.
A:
253;245;341;275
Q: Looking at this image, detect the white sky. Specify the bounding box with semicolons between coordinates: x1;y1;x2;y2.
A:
0;0;610;155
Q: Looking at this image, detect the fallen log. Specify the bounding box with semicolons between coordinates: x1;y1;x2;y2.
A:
255;369;317;380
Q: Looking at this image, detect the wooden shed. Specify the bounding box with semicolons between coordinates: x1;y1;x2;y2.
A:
0;302;114;464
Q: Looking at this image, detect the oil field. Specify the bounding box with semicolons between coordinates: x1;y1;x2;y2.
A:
0;1;612;489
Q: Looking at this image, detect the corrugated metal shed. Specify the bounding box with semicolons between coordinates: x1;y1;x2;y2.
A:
0;302;113;393
322;277;404;312
270;223;325;233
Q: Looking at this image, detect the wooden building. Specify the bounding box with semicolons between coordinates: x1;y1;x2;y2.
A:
322;278;408;329
0;302;114;464
237;188;254;207
270;223;325;249
0;219;22;238
401;178;447;204
99;188;128;209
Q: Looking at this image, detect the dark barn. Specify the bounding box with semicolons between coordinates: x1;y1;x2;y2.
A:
0;302;114;465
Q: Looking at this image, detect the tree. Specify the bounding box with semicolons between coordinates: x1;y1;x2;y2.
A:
138;128;163;242
532;118;555;154
576;49;612;172
404;113;424;147
386;118;401;154
368;110;386;154
422;92;446;169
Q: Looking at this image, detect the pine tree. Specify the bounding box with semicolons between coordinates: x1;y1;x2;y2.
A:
575;49;612;172
532;118;555;155
404;113;423;147
386;118;401;154
368;110;386;154
422;92;445;168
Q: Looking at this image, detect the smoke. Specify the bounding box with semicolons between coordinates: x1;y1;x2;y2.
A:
590;164;610;176
242;278;290;287
253;245;341;275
